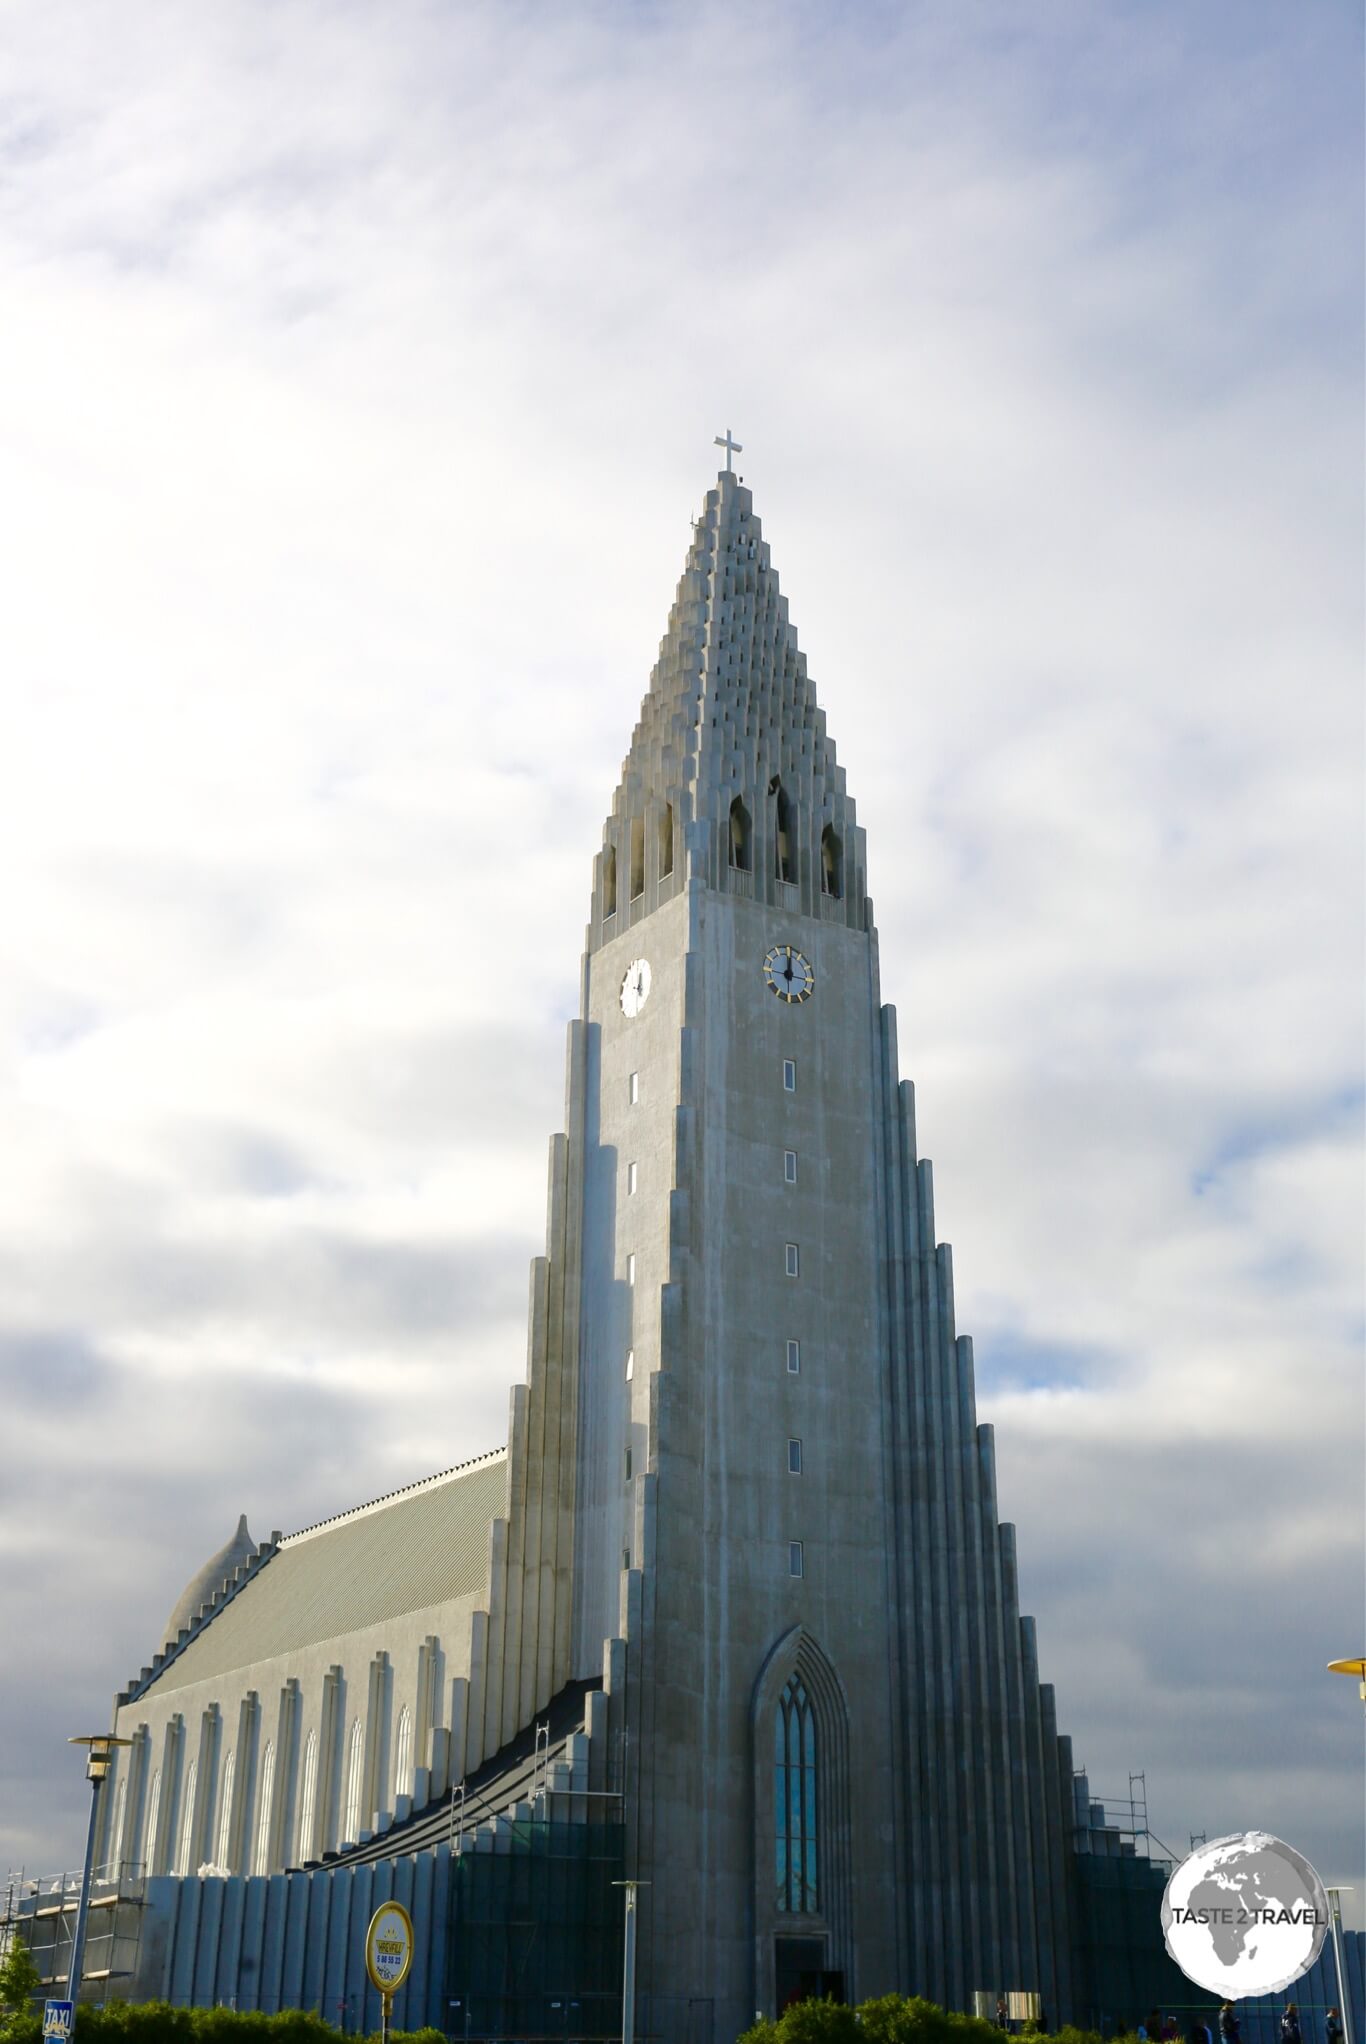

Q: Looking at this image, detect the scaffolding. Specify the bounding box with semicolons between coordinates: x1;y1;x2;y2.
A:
1069;1769;1218;2033
1075;1767;1194;1870
3;1860;147;2003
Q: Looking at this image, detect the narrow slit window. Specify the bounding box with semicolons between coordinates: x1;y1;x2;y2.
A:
343;1718;364;1842
297;1733;318;1862
659;802;674;879
626;1348;635;1380
788;1438;802;1474
784;1150;798;1184
627;1161;638;1195
785;1243;799;1278
783;1059;796;1093
788;1541;804;1579
786;1339;800;1375
625;1447;633;1484
623;1548;632;1571
629;1071;640;1105
393;1707;413;1801
626;1253;636;1286
253;1741;275;1877
629;815;645;900
178;1758;199;1876
215;1748;236;1871
603;844;617;918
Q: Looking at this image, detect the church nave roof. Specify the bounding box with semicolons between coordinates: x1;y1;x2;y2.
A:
128;1446;507;1702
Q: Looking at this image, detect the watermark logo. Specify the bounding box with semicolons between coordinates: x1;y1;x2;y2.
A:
1162;1832;1330;1997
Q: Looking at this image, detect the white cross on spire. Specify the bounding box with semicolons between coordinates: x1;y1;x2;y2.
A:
713;428;742;473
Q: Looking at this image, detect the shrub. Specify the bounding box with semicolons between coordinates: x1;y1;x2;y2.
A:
737;1995;1115;2044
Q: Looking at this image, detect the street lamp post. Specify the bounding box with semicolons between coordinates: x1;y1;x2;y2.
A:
66;1736;131;2003
612;1880;649;2044
1324;1659;1364;2044
1325;1889;1355;2044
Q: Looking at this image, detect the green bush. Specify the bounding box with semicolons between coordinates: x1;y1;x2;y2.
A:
0;2008;350;2044
737;1994;1116;2044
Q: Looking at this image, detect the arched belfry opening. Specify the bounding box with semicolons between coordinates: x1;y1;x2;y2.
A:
772;779;794;884
751;1627;854;2013
729;797;752;873
603;843;617;918
820;825;843;900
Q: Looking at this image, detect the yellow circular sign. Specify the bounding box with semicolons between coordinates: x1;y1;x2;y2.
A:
364;1900;414;1996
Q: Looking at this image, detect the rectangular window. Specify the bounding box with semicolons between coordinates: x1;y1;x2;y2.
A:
786;1339;800;1375
788;1438;802;1475
629;1072;640;1105
625;1447;633;1483
623;1548;631;1571
788;1541;804;1579
627;1253;636;1286
784;1149;797;1184
785;1243;799;1278
627;1161;638;1195
626;1348;635;1381
783;1059;796;1093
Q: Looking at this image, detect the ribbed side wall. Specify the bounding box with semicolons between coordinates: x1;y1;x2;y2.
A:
459;1019;590;1779
130;1854;450;2025
879;1001;1079;2018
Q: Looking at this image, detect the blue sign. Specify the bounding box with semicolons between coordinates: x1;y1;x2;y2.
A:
43;2002;74;2042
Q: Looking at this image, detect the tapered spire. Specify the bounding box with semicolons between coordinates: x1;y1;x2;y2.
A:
589;471;867;942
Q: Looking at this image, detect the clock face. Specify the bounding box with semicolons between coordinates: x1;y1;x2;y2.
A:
620;958;652;1017
763;944;815;1004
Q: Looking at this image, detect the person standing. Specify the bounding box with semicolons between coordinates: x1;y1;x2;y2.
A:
1279;2004;1301;2044
1325;2011;1343;2044
1219;2004;1242;2044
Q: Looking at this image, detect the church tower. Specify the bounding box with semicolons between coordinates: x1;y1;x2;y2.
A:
552;465;1077;2032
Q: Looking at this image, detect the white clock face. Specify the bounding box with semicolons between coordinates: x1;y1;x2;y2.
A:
763;944;815;1004
620;958;652;1017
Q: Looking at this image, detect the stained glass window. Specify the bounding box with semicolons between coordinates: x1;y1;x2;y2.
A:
774;1675;818;1913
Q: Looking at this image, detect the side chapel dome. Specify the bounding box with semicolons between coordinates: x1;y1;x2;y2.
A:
162;1512;257;1647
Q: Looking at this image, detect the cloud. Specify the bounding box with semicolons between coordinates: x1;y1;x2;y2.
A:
0;0;1359;1922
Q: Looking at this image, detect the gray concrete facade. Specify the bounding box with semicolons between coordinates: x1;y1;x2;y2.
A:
92;468;1079;2038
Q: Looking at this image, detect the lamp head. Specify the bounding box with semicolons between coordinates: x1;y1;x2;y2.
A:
1326;1656;1366;1702
69;1733;133;1784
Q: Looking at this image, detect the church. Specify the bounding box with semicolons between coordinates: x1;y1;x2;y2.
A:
45;457;1131;2040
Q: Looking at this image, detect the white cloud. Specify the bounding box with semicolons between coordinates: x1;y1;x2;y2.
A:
0;0;1360;1921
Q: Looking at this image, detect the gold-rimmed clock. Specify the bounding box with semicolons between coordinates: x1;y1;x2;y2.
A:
763;944;815;1003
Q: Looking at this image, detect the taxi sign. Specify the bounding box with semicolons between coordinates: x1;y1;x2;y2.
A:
364;1900;414;1997
43;2002;75;2042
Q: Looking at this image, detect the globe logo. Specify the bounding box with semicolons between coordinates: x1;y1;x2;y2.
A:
1162;1832;1330;1997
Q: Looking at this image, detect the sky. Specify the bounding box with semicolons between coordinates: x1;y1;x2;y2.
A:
1;0;1362;1930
